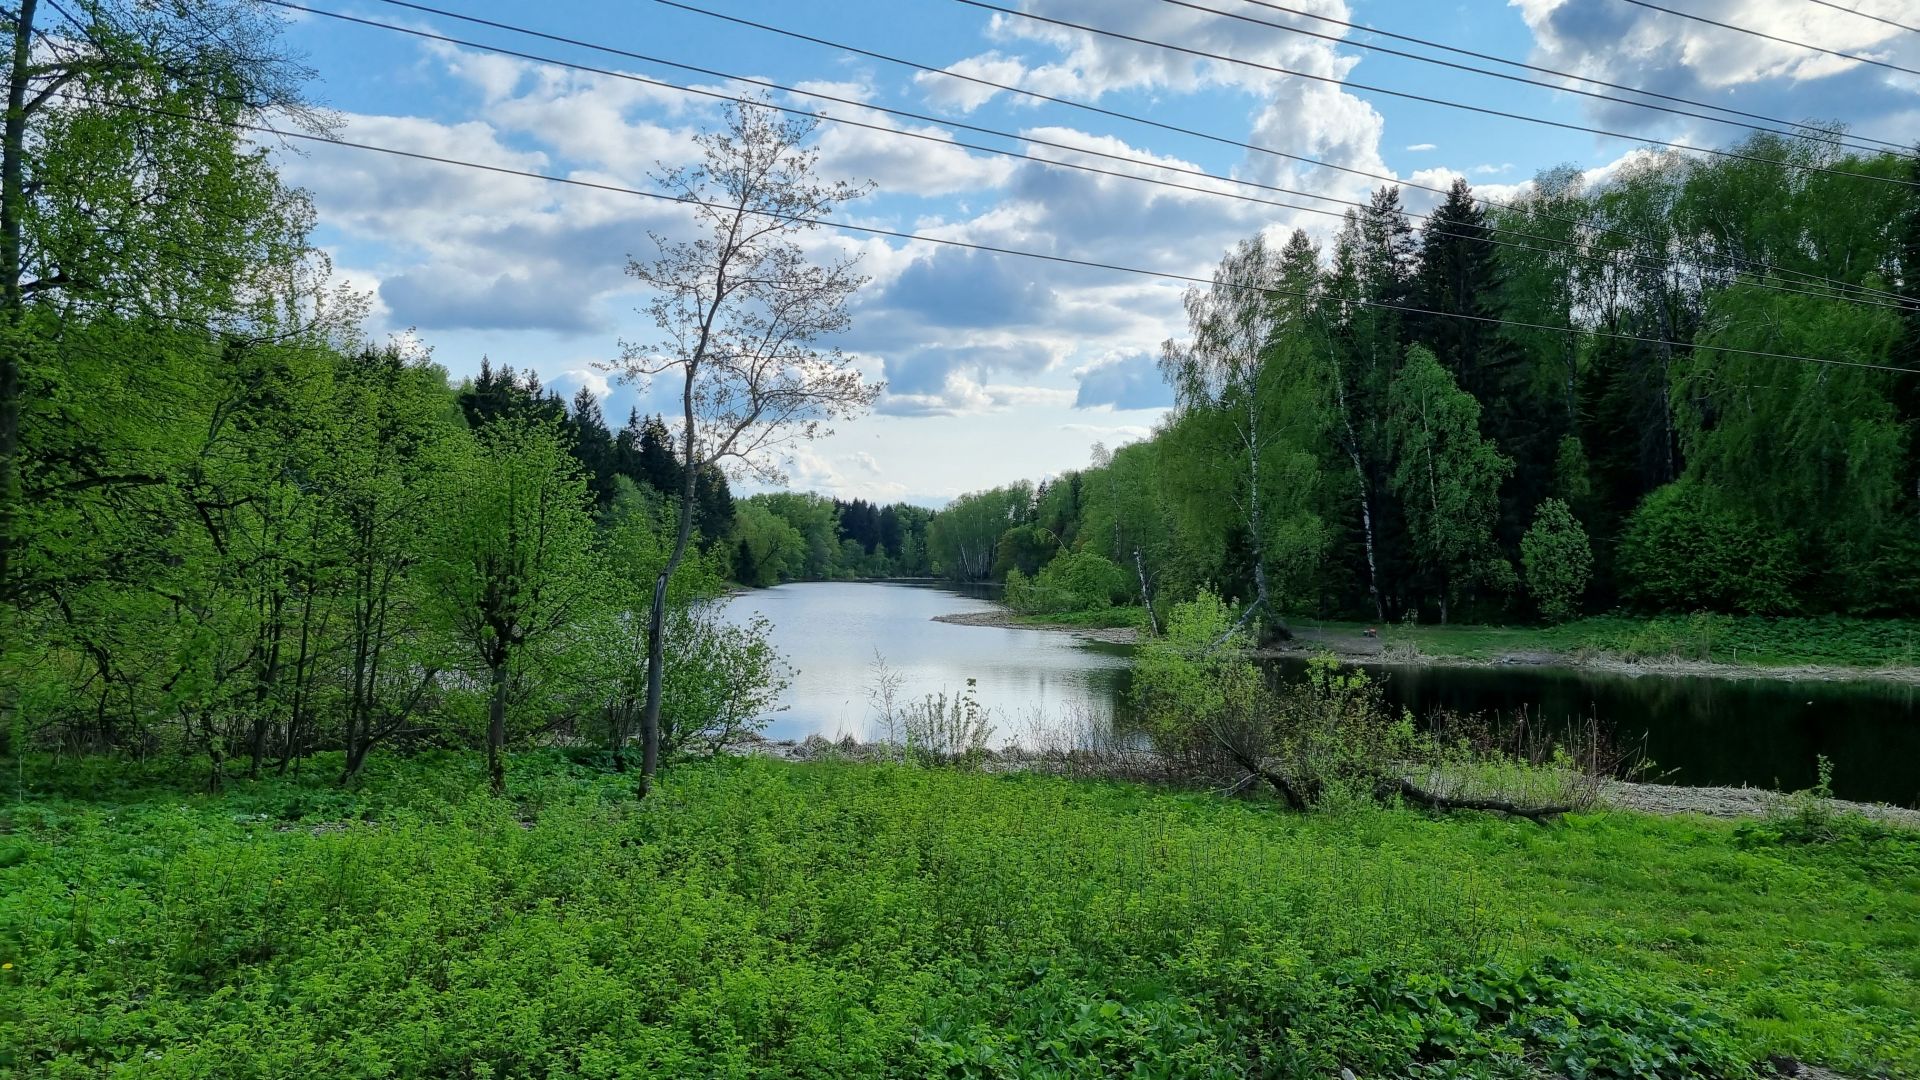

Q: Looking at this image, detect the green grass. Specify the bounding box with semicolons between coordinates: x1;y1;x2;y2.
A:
1011;604;1149;630
2;753;1917;1077
1294;614;1920;670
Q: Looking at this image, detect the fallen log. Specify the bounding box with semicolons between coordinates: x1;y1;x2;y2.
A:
1379;777;1572;824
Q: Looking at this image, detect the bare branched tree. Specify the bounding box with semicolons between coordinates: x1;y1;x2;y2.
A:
617;97;881;796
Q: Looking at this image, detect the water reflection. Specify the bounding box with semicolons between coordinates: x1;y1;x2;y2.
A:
722;582;1920;805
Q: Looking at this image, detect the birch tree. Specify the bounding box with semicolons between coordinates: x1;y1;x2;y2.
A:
618;98;880;796
1158;232;1326;638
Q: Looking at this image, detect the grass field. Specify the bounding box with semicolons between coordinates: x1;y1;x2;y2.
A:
1289;614;1920;671
2;753;1916;1078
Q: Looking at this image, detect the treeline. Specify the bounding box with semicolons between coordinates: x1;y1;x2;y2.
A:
734;493;933;585
933;138;1920;633
8;326;790;785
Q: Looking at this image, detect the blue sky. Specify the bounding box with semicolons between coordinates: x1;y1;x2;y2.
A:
268;0;1920;505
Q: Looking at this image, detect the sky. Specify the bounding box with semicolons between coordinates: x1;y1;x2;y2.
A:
264;0;1920;506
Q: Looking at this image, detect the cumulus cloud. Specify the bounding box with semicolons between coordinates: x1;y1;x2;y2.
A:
878;373;1075;417
1510;0;1920;145
1072;351;1173;411
918;0;1361;109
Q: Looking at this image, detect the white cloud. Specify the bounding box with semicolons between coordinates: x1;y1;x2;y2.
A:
1405;142;1437;152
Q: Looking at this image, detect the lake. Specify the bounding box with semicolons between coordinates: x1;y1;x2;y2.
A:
723;581;1920;805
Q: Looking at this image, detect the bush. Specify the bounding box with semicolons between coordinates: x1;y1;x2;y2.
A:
1616;481;1799;614
1133;594;1605;816
1521;498;1592;623
1008;550;1133;614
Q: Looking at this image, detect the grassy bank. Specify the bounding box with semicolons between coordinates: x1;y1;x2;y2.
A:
1009;605;1149;631
3;754;1916;1077
1289;614;1920;672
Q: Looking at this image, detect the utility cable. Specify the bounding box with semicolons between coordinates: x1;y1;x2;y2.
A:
83;93;1920;377
262;0;1909;313
1223;0;1912;148
1616;0;1920;76
371;0;1915;309
954;0;1917;188
1800;0;1920;36
1155;0;1898;155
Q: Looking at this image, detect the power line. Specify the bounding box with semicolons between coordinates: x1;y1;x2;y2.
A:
954;0;1917;189
264;0;1910;314
1616;0;1920;77
629;0;1913;307
1801;0;1920;36
1224;0;1913;150
91;93;1919;377
1156;0;1899;156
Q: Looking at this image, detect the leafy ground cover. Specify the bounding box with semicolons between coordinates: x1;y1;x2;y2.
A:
1;753;1916;1078
1292;614;1920;671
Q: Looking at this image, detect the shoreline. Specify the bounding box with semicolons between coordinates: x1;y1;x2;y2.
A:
932;606;1920;685
738;733;1920;828
931;608;1141;645
1262;627;1920;685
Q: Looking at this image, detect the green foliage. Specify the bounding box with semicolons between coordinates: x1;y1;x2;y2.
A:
1130;589;1261;750
3;755;1916;1077
1388;345;1514;622
1521;498;1593;623
1006;550;1131;615
1617;481;1800;614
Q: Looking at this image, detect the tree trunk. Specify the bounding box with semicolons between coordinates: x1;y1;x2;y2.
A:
638;372;700;799
487;660;508;796
1133;547;1159;636
0;0;37;597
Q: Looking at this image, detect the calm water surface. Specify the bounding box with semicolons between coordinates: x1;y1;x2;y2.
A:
724;582;1920;805
723;581;1131;743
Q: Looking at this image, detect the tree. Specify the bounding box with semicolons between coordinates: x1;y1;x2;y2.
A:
617;98;880;796
418;421;601;794
1159;231;1327;638
1414;178;1553;550
1388;345;1512;623
2;0;325;603
1520;499;1591;623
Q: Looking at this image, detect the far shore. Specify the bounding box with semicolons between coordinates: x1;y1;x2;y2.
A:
933;604;1920;685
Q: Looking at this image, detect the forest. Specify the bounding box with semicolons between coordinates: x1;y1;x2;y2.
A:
927;143;1920;637
7;2;1920;1077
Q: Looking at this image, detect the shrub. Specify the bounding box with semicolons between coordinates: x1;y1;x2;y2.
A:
1616;481;1799;614
1521;497;1592;623
1006;551;1132;615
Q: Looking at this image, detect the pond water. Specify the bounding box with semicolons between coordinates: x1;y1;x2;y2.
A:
722;581;1920;805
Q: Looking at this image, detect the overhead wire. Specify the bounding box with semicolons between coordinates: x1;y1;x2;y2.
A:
952;0;1918;188
72;91;1920;377
1153;0;1898;156
362;0;1920;311
1800;0;1920;36
258;0;1911;314
1219;0;1913;148
642;0;1914;306
1615;0;1920;76
30;0;1918;358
